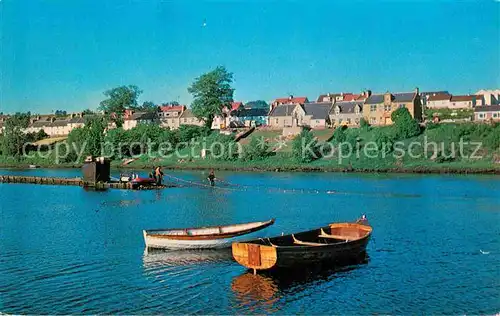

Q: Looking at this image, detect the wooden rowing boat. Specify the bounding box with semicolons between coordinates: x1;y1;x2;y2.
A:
232;216;372;273
143;219;275;250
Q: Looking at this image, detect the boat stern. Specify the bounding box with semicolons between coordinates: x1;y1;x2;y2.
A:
232;242;277;272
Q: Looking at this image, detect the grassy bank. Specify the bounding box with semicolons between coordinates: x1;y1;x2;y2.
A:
1;122;499;175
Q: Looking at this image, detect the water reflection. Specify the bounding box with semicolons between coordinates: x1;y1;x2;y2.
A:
231;254;369;312
142;248;233;269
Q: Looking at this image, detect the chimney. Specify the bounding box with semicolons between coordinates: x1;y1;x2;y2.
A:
71;113;76;119
79;112;83;118
366;90;372;97
414;87;419;95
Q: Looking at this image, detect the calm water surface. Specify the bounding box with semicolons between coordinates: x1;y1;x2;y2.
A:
0;168;499;314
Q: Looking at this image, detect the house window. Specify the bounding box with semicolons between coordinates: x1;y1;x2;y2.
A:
183;118;187;123
399;104;405;108
493;113;498;118
275;119;278;124
384;105;391;112
338;118;343;124
355;107;360;114
370;105;377;112
346;118;351;124
335;107;340;115
370;117;377;124
478;113;485;119
355;118;360;124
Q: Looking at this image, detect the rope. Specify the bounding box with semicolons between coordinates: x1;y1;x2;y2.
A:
163;174;242;192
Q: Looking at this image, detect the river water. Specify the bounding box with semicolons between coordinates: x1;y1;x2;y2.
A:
0;168;499;314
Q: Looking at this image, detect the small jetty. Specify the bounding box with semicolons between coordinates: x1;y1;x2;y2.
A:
0;157;177;191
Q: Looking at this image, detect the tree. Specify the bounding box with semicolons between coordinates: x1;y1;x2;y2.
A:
242;136;270;161
82;109;95;115
332;125;347;144
162;101;180;106
1;112;31;158
188;66;234;129
360;118;370;130
99;85;143;127
391;107;421;139
36;129;49;141
245;100;268;109
136;101;157;113
55;110;67;117
292;129;319;163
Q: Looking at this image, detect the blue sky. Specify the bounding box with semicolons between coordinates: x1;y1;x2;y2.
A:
1;0;499;114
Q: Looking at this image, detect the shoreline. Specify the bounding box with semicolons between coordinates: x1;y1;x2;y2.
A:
1;162;499;175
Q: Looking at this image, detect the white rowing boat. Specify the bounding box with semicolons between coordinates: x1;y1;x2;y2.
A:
143;219;275;250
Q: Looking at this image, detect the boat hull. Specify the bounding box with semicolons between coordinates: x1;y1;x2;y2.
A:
144;230;270;250
273;235;370;268
232;221;372;271
143;219;275;250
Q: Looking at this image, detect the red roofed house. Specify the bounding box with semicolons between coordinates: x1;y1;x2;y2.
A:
158;104;186;129
316;91;371;103
213;102;244;129
270;95;308;113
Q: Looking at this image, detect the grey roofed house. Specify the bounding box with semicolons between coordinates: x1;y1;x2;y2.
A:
475;105;500;112
234;108;269;117
365;94;384;104
365;92;416;104
269;104;297;117
393;92;416;102
330;101;364;114
421;91;449;96
31;119;53;127
51;119;69;127
130;111;157;120
303;102;332;119
179;108;196;118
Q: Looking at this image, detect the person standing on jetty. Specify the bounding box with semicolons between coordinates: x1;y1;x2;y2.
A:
155;166;164;185
150;166;157;182
207;169;216;186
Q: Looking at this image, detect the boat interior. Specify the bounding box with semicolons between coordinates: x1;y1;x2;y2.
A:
147;220;273;236
253;223;372;247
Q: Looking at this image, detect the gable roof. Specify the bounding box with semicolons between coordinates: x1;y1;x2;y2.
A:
428;94;451;101
269;104;297;117
474;105;500;112
159;105;185;112
180;109;197;118
330;101;363;114
316;93;341;102
234;108;268;117
274;96;308;104
393;92;416;102
130;111;157;120
450;95;473;102
231;102;243;111
303;102;332;119
365;94;384;104
343;94;360;102
421;91;449;96
365;92;416;104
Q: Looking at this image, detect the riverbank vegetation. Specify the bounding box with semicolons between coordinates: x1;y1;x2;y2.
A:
1;66;498;174
1;114;498;173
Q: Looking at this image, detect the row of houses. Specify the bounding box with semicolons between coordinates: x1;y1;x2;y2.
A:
267;89;422;129
1;88;499;137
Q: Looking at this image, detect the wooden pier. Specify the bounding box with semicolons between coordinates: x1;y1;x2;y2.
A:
0;175;176;190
